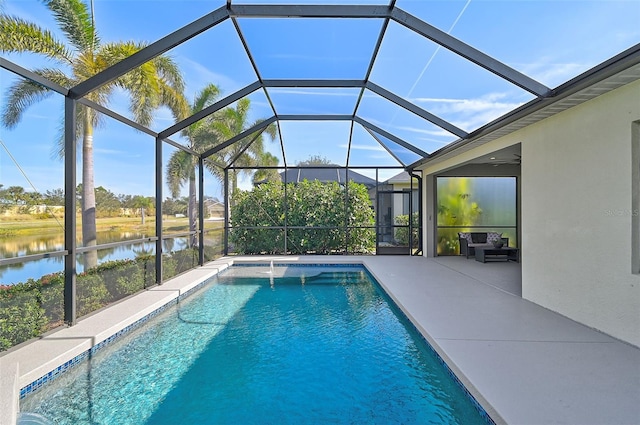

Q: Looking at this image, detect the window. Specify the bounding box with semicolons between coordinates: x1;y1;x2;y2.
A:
436;177;517;255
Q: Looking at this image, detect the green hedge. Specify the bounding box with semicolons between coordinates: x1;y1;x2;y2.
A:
394;212;420;247
230;180;375;254
0;286;48;352
0;246;220;352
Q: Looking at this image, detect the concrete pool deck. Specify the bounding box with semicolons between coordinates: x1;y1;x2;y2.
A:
1;255;639;424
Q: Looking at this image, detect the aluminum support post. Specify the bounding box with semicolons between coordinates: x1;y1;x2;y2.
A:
63;98;77;325
198;157;205;265
155;137;163;283
224;169;229;255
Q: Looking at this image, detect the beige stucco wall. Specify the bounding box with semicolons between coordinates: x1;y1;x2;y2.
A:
419;79;640;347
521;80;640;347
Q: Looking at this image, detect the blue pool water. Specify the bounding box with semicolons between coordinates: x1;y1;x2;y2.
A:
20;265;489;424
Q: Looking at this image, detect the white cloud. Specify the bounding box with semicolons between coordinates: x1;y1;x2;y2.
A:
178;56;248;98
152;107;177;125
394;125;451;138
411;92;525;131
339;144;386;152
94;148;136;156
0;164;64;192
517;59;587;88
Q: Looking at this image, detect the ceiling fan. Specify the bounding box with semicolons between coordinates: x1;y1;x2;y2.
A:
490;153;521;166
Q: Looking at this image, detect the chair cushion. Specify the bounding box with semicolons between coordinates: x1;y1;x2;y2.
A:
486;232;502;243
458;232;472;243
468;243;494;248
470;233;486;243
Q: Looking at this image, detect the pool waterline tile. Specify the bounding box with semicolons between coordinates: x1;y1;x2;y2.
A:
18;274;215;399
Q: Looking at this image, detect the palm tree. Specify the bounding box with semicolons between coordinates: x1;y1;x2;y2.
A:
166;84;220;247
252;152;281;185
0;0;187;268
131;195;154;225
167;90;277;245
203;98;278;200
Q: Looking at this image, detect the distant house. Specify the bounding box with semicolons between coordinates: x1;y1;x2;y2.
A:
203;199;225;220
278;167;377;188
255;166;378;202
381;171;419;215
283;167;378;204
385;171;411;189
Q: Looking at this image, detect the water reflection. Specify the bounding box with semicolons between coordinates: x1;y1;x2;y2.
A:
0;232;188;285
0;233;65;259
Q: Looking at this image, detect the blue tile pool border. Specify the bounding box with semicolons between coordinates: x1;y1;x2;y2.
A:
359;266;498;425
19;262;497;424
19;275;215;399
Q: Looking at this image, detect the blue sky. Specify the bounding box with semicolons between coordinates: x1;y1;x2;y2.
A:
1;0;639;198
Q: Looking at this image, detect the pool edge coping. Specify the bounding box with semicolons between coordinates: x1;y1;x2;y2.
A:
0;259;235;425
362;261;506;425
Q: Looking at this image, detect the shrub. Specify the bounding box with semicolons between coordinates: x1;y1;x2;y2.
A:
230;180;375;254
171;248;200;276
39;273;65;325
0;287;47;351
230;182;285;254
346;181;375;253
162;254;177;280
0;251;204;351
394;212;420;247
76;273;110;317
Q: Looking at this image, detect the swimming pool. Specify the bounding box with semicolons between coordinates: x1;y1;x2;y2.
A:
20;265;490;424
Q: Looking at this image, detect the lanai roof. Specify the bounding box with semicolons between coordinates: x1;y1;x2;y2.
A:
2;0;639;182
280;167;377;187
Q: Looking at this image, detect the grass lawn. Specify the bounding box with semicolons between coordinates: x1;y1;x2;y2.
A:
0;215;223;238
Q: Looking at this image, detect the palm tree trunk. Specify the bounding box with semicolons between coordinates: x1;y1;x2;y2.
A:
230;170;238;207
188;173;197;248
82;116;98;269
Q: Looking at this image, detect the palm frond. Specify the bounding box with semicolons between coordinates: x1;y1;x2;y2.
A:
192;83;220;113
0;15;73;63
51;105;84;160
166;150;196;198
209;118;236;141
203;158;225;182
128;61;160;126
264;121;278;141
161;83;190;124
72;50;98;81
99;42;186;127
152;55;185;95
44;0;98;52
185;123;217;154
36;67;76;88
236;97;250;119
96;41;138;65
2;75;56;128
